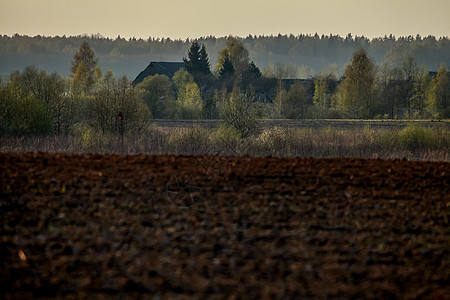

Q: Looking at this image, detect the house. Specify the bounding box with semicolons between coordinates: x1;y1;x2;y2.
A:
132;61;185;86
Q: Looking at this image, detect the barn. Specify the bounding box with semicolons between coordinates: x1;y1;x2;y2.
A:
132;61;185;86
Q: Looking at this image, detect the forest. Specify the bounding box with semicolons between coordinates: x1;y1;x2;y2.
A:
1;33;450;78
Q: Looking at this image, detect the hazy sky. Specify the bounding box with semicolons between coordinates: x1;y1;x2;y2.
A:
1;0;449;39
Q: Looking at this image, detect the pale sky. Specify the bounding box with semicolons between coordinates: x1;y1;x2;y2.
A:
1;0;449;40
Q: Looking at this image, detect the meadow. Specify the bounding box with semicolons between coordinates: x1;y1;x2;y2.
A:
1;119;448;161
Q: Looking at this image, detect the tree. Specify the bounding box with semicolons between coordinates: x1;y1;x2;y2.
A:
216;37;251;86
221;86;261;139
274;81;309;119
273;86;288;118
217;37;250;75
242;61;262;88
218;54;235;80
71;41;98;95
184;41;201;74
114;75;151;134
173;69;202;119
402;56;419;117
263;62;298;79
135;74;173;118
198;44;212;75
91;73;150;134
429;64;450;118
285;81;309;119
71;41;98;75
378;64;405;118
248;61;262;79
173;69;194;91
409;67;431;118
177;82;202;119
313;75;328;107
0;67;52;133
91;70;116;133
0;66;78;134
44;72;75;134
336;48;378;118
184;41;212;78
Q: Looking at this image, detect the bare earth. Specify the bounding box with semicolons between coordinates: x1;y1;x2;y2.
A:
1;153;449;299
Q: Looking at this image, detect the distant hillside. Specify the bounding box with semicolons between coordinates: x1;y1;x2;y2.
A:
1;34;449;79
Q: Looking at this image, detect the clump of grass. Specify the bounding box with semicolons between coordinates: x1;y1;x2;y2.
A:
168;126;211;154
127;125;169;154
251;127;293;156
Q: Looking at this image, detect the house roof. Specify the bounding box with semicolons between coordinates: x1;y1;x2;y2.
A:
132;62;185;86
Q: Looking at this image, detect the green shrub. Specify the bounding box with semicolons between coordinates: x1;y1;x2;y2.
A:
72;123;109;151
374;130;398;148
213;125;241;143
362;125;376;144
398;124;441;150
209;125;242;155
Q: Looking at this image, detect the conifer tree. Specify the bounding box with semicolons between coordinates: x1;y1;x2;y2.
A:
198;45;211;75
183;41;211;76
183;41;201;74
219;55;235;80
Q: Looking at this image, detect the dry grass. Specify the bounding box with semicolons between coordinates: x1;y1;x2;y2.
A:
1;122;448;161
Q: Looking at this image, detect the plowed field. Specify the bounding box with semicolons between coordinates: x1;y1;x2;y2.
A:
1;153;449;299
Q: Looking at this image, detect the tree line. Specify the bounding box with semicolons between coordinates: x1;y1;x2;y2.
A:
1;38;449;139
1;34;449;78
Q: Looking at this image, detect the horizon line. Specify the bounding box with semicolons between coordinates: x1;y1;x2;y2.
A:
3;32;450;41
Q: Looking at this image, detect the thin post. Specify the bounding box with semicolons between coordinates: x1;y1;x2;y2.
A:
118;111;124;153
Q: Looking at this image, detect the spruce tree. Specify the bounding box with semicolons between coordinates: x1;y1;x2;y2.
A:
183;41;211;76
198;45;211;75
183;41;201;75
219;55;235;80
248;61;262;79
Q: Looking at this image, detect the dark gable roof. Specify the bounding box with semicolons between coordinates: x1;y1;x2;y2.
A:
132;62;185;86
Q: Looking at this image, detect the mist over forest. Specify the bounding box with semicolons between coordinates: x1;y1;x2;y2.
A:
1;34;449;79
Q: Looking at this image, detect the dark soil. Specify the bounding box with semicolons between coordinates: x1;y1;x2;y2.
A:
1;153;449;299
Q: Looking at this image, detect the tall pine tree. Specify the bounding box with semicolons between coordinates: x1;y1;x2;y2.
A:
219;55;235;80
198;45;211;75
183;41;211;76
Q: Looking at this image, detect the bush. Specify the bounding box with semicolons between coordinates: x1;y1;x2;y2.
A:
398;124;441;151
221;88;261;139
12;97;53;134
374;130;398;148
252;127;296;156
72;123;109;152
210;125;242;154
